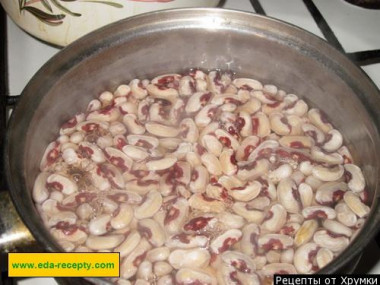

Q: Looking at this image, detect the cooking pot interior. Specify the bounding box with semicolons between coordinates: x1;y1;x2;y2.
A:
6;8;380;274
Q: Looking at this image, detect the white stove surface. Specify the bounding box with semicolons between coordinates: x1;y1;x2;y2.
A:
7;0;380;95
6;0;380;283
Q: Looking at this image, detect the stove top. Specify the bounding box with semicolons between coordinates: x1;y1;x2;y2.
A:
1;0;380;283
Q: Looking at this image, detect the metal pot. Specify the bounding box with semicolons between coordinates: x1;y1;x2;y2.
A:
4;8;380;281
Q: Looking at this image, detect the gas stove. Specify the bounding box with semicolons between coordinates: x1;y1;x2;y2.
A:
1;0;380;284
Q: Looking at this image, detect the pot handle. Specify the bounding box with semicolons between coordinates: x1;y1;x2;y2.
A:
0;191;43;270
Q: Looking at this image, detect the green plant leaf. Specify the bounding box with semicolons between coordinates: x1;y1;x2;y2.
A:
19;0;26;10
41;0;53;12
50;0;82;16
82;0;123;8
21;6;65;25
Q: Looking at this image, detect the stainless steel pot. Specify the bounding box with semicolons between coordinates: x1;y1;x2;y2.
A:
4;8;380;280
